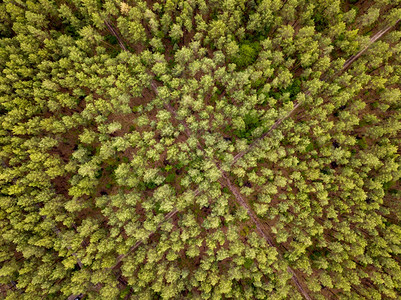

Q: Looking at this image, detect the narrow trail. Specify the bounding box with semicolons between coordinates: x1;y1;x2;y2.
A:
218;168;312;300
232;101;302;165
343;20;400;70
152;78;313;298
104;20;400;299
104;21;127;51
111;208;179;270
108;23;311;299
219;170;274;247
231;19;399;167
225;20;399;299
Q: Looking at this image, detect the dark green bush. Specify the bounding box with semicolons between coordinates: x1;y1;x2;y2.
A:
232;41;261;69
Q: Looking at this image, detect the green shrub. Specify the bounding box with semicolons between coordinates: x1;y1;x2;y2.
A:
233;112;261;141
312;12;329;32
165;173;176;183
232;41;260;69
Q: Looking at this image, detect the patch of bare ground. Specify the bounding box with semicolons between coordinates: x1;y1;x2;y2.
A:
47;94;87;161
0;283;16;298
180;28;196;49
342;0;372;13
132;87;155;106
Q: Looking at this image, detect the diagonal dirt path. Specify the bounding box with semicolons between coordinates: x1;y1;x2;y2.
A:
151;78;314;298
343;20;400;70
104;19;400;299
232;101;303;165
218;168;312;300
220;19;400;300
231;19;399;167
104;21;127;51
110;208;179;270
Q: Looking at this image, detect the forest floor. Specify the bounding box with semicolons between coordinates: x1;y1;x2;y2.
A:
69;17;400;300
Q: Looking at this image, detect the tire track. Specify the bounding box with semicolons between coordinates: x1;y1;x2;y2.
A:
104;19;400;299
232;20;399;167
218;168;312;300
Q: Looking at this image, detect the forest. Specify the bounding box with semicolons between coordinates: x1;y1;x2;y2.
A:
1;0;401;299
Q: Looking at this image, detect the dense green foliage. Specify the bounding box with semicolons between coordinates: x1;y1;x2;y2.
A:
1;0;401;299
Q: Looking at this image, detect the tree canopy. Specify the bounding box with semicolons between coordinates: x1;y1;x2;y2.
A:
1;0;401;299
